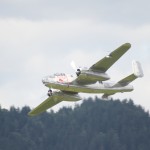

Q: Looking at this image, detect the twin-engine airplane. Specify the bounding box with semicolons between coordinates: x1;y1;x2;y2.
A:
28;43;143;116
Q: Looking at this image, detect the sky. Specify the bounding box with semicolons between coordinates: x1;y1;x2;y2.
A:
0;0;150;112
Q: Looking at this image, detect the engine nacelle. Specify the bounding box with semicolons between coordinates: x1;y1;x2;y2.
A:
52;91;82;102
79;70;110;82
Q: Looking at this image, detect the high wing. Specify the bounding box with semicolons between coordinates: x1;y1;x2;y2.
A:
72;43;131;85
90;43;131;72
28;91;81;116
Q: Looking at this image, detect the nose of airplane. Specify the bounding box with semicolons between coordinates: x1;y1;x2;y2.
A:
42;76;54;84
42;78;45;84
42;77;48;84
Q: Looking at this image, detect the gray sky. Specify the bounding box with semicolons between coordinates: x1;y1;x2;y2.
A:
0;0;150;111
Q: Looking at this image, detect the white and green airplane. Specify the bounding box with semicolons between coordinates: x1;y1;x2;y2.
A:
28;43;143;116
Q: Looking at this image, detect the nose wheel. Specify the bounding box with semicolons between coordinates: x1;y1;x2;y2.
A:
47;89;52;97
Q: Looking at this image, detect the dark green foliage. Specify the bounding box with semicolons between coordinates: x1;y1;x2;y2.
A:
0;98;150;150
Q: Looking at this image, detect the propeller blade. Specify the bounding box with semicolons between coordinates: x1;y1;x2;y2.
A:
70;61;77;71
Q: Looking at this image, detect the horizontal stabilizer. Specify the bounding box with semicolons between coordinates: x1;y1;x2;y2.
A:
102;60;143;99
113;60;143;87
102;93;115;99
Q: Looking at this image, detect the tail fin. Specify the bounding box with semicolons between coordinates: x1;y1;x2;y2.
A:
113;60;143;87
132;60;143;78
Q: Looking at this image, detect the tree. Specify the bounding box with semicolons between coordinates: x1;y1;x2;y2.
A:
0;98;150;150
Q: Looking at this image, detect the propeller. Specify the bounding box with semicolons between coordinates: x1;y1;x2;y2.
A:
70;61;81;76
71;61;77;71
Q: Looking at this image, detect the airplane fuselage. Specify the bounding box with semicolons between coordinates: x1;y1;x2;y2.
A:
42;73;133;95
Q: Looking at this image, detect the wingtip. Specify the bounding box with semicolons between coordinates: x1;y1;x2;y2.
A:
28;111;36;117
124;43;131;49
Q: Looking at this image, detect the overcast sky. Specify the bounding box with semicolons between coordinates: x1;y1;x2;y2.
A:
0;0;150;111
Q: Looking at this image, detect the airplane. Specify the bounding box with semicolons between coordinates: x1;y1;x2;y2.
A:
28;43;143;116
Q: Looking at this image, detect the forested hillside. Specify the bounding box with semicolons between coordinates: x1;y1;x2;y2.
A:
0;98;150;150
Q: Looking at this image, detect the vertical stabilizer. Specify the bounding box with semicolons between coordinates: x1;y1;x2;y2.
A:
132;60;144;77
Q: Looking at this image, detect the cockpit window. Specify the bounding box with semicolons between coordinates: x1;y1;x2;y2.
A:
49;75;54;78
54;73;65;76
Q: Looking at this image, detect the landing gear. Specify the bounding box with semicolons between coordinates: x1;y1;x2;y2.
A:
47;89;52;97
